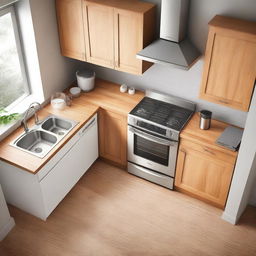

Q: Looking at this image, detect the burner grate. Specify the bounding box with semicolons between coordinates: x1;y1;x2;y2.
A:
130;97;193;132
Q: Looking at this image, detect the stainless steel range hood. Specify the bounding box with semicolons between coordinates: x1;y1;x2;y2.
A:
137;0;200;70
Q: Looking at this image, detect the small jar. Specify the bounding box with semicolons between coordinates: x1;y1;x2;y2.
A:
51;92;67;110
199;110;212;130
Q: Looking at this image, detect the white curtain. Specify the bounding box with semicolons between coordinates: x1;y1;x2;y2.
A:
0;0;19;9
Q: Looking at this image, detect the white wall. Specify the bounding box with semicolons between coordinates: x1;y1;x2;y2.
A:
26;0;78;100
249;161;256;206
79;0;256;128
189;0;256;52
222;89;256;224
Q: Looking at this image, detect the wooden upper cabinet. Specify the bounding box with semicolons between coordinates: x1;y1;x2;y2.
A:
83;2;115;68
114;9;143;74
83;0;156;75
199;15;256;111
56;0;86;61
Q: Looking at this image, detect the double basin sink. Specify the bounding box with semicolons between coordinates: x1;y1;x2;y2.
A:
10;116;78;158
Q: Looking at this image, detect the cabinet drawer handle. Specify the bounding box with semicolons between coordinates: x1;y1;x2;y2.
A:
180;149;186;154
203;147;215;155
81;118;95;134
218;99;229;104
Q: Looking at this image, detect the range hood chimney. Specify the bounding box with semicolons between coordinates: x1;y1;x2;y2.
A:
137;0;200;70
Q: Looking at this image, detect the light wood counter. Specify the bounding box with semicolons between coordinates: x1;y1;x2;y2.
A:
0;79;144;174
181;113;239;157
69;79;144;115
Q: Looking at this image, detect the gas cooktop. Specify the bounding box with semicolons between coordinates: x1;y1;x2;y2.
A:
129;96;194;132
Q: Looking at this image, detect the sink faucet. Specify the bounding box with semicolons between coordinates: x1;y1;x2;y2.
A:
22;102;41;132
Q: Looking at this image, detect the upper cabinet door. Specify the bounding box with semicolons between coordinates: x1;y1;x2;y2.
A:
83;1;114;69
114;9;143;75
199;16;256;112
56;0;86;61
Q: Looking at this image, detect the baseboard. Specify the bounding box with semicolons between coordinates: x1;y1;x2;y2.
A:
0;217;15;241
221;212;237;225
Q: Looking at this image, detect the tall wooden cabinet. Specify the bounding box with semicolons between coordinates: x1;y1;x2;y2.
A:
56;0;156;75
98;109;127;168
175;114;239;209
199;15;256;111
56;0;86;61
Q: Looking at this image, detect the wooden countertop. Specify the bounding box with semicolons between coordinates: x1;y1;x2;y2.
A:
0;79;144;174
181;113;240;157
69;79;144;115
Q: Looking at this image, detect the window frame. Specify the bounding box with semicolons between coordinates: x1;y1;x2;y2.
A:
0;5;30;111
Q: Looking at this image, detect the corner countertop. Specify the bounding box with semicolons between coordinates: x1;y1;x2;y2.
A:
0;79;144;174
180;113;240;158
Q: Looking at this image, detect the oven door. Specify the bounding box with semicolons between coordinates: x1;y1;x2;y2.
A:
128;126;178;177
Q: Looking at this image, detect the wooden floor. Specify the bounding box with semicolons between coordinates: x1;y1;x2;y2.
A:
1;160;256;256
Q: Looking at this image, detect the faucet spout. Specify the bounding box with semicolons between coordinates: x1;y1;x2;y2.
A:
22;102;41;132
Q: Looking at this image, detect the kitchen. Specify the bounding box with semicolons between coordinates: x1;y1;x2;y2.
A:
0;0;256;255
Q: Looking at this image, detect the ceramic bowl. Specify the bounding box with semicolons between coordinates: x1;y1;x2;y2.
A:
69;87;81;98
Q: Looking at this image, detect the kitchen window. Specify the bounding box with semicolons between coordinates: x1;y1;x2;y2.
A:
0;6;29;110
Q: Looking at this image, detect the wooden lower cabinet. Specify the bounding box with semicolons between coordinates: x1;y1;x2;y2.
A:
175;139;236;208
98;109;127;168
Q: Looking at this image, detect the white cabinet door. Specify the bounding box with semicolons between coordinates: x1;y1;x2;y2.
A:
40;115;98;217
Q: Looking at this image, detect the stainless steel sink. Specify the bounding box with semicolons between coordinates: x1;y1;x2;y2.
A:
41;116;73;136
15;130;57;158
10;115;78;158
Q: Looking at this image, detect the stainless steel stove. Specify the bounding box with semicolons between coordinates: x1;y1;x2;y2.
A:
127;90;195;189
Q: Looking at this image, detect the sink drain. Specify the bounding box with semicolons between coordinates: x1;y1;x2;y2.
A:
58;131;65;136
34;147;42;153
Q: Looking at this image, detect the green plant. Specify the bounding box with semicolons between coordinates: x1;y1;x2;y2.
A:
0;108;21;125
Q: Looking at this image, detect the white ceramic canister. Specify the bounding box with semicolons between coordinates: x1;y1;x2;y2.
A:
76;70;95;92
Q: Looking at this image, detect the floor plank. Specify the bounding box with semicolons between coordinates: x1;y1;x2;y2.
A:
1;160;256;256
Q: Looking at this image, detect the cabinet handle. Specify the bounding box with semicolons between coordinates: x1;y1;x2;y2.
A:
81;118;96;135
180;149;186;154
203;147;215;155
218;99;229;104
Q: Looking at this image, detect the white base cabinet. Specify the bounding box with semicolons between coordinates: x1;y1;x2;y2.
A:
0;185;15;241
0;114;98;220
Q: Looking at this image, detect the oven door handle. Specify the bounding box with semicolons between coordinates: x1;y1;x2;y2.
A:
129;126;174;146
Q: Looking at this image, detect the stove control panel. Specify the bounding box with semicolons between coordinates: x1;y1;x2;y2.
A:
128;115;179;141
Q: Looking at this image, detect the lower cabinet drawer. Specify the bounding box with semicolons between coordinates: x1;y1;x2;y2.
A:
40;116;98;217
128;162;174;189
